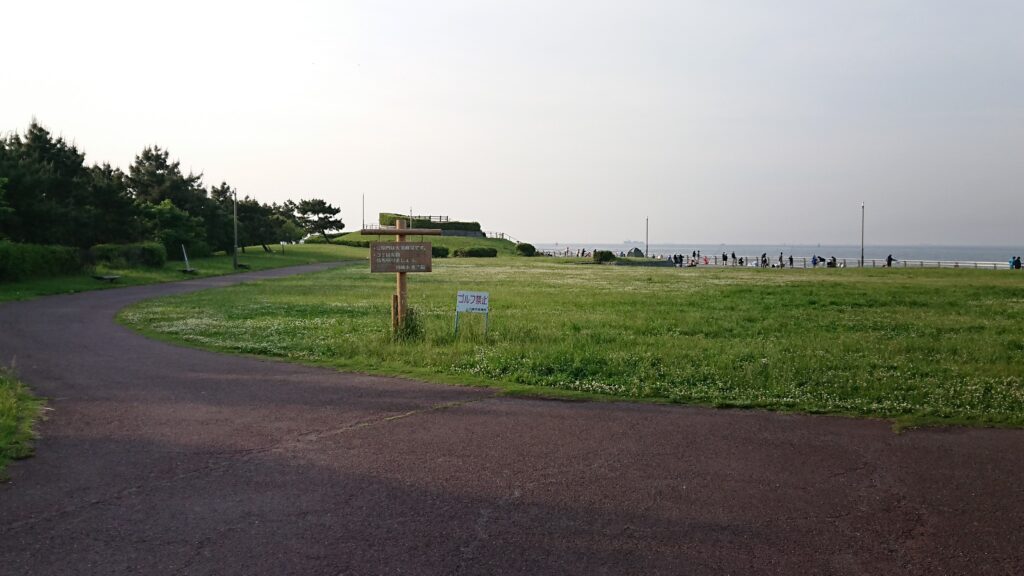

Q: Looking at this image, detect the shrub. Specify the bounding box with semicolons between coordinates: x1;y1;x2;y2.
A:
0;241;82;281
340;240;372;248
593;250;617;263
453;247;498;258
90;242;167;268
393;307;424;342
432;246;449;258
515;243;537;257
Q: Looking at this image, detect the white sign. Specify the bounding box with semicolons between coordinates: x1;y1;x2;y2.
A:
456;291;489;313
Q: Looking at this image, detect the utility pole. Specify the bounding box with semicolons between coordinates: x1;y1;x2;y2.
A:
232;189;239;269
362;194;365;229
645;217;649;258
860;202;865;268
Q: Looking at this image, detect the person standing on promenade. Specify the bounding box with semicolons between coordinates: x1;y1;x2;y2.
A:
789;255;794;268
886;254;896;267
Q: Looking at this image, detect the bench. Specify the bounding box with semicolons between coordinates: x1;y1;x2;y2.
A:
92;275;121;283
181;268;198;275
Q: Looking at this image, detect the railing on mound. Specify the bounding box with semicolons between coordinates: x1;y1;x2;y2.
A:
484;232;521;244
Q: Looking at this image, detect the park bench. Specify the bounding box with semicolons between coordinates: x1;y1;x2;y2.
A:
92;275;121;283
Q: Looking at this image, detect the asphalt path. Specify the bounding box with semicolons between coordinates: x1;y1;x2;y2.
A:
1;262;1022;575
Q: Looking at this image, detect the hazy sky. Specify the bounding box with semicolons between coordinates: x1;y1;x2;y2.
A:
4;0;1022;245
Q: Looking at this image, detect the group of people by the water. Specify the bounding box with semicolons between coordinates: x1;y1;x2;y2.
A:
669;250;801;268
554;246;1021;270
810;254;841;268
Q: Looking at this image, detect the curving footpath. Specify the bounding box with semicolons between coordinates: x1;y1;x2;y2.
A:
1;262;1022;575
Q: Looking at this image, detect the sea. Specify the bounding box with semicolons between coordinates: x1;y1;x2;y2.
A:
534;243;1023;264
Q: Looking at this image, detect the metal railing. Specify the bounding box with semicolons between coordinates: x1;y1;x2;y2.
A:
537;251;1021;270
485;232;521;244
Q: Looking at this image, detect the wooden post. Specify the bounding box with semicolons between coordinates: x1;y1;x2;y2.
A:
395;219;408;328
391;293;399;332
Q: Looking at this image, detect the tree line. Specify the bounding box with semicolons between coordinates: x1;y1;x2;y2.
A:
0;121;344;259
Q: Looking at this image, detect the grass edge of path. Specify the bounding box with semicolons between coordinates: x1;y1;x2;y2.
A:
0;244;369;304
0;368;45;480
117;300;985;433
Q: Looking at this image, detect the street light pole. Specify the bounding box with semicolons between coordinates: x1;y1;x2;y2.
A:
860;202;865;268
645;217;649;258
232;189;239;270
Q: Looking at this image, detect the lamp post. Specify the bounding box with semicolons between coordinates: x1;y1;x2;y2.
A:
232;189;239;269
645;217;649;258
860;202;865;268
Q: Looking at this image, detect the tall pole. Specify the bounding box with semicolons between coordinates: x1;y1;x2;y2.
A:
232;189;239;269
394;219;408;331
860;202;865;268
362;194;365;229
645;217;649;258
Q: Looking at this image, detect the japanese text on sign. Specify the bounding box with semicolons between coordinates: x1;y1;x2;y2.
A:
456;291;489;313
370;242;432;273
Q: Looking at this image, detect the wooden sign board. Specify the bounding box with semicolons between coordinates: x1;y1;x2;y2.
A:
370;242;432;273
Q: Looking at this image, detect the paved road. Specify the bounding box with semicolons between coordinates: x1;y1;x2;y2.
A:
1;263;1022;575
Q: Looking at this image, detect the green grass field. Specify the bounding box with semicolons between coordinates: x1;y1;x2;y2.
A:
120;258;1024;427
0;244;368;303
0;369;44;479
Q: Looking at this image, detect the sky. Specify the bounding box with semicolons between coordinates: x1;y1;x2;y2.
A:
3;0;1022;246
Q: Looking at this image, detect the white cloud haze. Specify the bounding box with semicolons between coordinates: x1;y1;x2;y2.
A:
3;0;1022;245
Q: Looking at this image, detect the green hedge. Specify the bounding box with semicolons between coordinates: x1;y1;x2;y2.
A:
310;238;370;248
453;247;497;258
0;241;82;281
378;213;482;232
340;239;371;248
593;250;617;263
516;242;537;257
308;237;447;257
90;242;167;268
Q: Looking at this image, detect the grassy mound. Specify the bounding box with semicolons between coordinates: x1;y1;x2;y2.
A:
336;232;517;256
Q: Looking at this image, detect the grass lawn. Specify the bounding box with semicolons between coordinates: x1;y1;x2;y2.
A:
0;369;44;479
120;259;1024;427
0;244;368;303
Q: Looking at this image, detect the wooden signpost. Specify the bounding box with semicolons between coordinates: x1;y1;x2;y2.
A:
361;220;441;332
